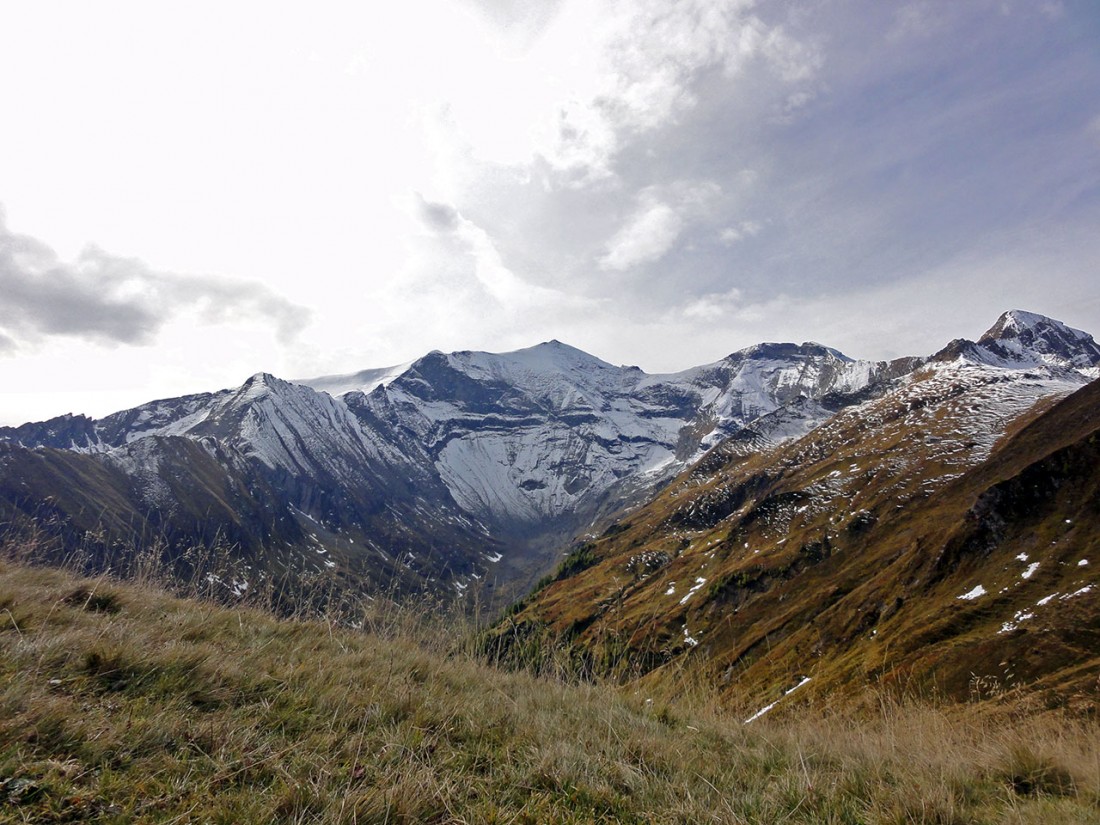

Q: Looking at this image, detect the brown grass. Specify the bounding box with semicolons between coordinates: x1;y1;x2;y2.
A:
2;556;1099;823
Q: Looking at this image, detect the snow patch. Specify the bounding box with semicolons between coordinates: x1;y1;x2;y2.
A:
957;584;987;601
999;610;1034;634
679;577;708;606
1062;585;1094;600
744;677;812;724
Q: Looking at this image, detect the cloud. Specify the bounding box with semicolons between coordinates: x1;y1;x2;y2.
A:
338;202;610;366
1088;114;1100;144
887;2;949;42
719;220;762;245
599;197;683;271
0;213;310;353
425;206;597;314
680;287;746;322
436;0;1100;356
533;0;821;185
599;181;722;271
1038;1;1065;19
461;0;568;47
415;193;461;233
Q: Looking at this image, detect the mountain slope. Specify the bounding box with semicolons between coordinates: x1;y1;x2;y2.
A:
488;317;1100;708
329;339;891;533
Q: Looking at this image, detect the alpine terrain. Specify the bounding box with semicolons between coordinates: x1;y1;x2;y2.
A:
2;309;1098;642
488;311;1100;710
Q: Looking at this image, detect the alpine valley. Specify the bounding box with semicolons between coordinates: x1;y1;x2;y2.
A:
3;310;1100;705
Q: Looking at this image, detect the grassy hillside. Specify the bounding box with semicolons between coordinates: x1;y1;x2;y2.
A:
2;559;1099;823
490;371;1100;709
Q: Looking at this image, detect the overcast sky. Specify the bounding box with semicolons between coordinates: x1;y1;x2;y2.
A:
2;0;1099;425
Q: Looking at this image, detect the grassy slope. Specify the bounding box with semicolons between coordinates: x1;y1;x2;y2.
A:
2;560;1100;823
492;372;1100;710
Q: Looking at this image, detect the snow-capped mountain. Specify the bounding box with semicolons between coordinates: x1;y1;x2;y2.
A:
935;308;1100;375
490;313;1100;704
2;310;1097;603
314;339;890;534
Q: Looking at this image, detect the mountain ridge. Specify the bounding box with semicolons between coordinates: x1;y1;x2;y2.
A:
486;316;1099;706
2;310;1097;611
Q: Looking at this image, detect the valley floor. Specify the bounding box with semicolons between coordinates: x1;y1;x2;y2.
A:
1;559;1098;824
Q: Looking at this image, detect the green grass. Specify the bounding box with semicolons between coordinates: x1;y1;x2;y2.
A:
2;558;1099;823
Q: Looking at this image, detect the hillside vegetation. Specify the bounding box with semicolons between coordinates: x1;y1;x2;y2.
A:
492;368;1100;709
2;558;1099;823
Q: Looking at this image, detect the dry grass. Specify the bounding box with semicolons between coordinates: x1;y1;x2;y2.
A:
2;557;1099;823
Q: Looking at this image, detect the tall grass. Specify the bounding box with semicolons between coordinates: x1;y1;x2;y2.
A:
2;549;1099;823
0;518;461;637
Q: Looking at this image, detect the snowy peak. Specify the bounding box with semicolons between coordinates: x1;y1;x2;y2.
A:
516;338;586;356
237;372;280;399
298;363;413;397
986;311;1100;371
980;309;1071;341
934;310;1100;375
979;309;1094;354
686;340;879;412
373;342;627;421
444;340;620;387
729;341;853;363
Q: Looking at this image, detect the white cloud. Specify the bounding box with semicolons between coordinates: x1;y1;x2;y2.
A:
888;2;948;42
367;200;604;357
1088;114;1100;145
1039;1;1065;19
527;0;820;184
773;89;817;123
599;181;721;271
0;213;309;352
719;220;763;245
755;22;822;82
599;199;683;271
681;287;745;321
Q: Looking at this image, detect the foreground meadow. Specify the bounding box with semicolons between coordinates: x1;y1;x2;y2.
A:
1;559;1098;824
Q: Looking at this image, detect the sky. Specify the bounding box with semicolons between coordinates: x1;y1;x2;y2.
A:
2;0;1099;425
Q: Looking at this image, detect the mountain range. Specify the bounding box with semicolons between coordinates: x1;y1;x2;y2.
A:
2;308;1098;685
487;311;1100;709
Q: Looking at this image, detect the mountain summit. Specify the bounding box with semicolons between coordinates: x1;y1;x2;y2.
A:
930;309;1100;373
976;309;1100;371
